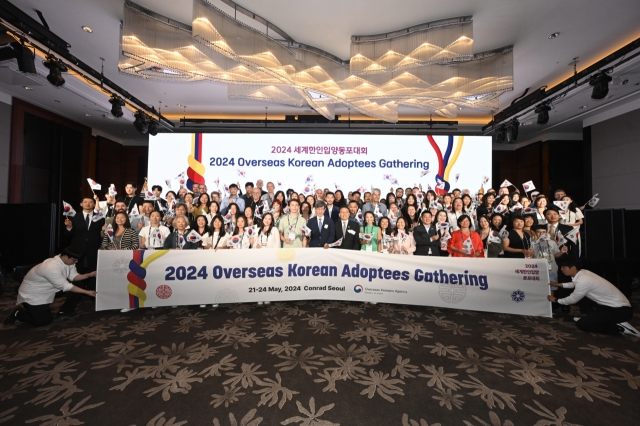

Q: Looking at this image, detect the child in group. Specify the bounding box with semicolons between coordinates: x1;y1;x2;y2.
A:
532;224;567;282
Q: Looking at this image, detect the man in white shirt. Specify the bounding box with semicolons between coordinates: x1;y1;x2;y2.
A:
260;182;276;206
3;247;97;326
548;257;638;337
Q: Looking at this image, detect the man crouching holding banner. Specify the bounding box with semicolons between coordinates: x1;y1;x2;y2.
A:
3;247;97;326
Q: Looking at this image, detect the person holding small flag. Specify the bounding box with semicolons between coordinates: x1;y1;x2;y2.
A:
252;213;281;249
230;215;252;249
151;185;168;212
140;211;170;250
58;197;104;318
163;215;198;249
100;212;139;250
333;207;361;251
447;215;484;258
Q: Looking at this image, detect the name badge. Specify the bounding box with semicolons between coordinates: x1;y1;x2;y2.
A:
324;224;328;229
348;229;356;235
366;245;373;252
288;232;296;240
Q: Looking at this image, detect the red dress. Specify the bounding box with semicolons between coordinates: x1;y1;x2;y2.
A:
447;230;485;258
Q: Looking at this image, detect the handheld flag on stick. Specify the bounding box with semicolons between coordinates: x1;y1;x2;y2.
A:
359;233;373;241
164;179;171;189
178;235;186;249
463;237;474;255
328;238;343;247
227;235;241;247
62;201;76;217
301;225;312;237
587;194;599;208
493;204;507;214
499;225;509;240
87;178;101;194
500;179;513;188
92;209;105;222
488;231;502;244
144;190;156;200
129;204;140;220
246;225;258;237
420;170;430;178
435;221;450;231
509;203;523;212
105;223;114;241
186;230;202;244
564;227;579;244
522;180;536;192
108;184;117;197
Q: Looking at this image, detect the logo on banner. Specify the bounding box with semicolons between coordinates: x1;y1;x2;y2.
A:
276;248;296;263
354;285;364;293
156;285;172;299
112;258;129;274
511;289;525;303
438;283;467;304
215;288;240;304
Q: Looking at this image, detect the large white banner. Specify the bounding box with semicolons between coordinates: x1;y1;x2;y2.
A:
148;134;491;196
96;249;551;317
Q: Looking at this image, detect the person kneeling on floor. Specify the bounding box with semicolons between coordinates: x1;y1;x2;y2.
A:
548;256;639;337
3;247;97;327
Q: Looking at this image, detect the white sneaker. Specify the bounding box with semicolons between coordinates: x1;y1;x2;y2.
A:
257;302;264;305
200;305;206;308
573;317;581;322
264;301;271;305
120;308;135;313
618;322;640;338
212;304;219;308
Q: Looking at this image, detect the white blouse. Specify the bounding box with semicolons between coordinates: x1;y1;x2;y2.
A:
140;225;171;249
210;231;230;250
253;228;282;249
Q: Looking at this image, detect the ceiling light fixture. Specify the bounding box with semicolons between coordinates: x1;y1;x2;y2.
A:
589;71;612;99
23;86;33;90
85;114;91;116
548;32;560;39
43;55;67;87
0;42;36;73
534;103;552;124
495;126;506;144
82;26;93;33
579;105;588;109
133;112;149;134
147;119;159;136
109;96;125;118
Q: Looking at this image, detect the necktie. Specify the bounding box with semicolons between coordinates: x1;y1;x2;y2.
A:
549;224;556;236
343;222;347;238
319;218;323;230
85;214;90;230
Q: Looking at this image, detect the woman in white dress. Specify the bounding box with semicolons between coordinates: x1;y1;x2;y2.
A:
252;213;281;249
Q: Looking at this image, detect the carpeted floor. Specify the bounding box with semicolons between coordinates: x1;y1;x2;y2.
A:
1;283;639;426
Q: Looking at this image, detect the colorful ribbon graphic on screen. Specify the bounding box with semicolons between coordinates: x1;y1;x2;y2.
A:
126;250;168;308
186;133;206;191
427;135;465;195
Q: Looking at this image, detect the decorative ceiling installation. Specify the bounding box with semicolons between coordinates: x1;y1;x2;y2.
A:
118;0;513;122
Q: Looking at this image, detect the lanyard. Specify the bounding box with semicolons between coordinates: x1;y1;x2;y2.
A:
287;215;299;232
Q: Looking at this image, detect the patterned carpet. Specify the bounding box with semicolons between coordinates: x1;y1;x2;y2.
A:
1;286;639;426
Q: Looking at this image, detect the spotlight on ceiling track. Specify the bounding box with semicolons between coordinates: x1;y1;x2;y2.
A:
495;126;506;144
133;112;149;134
43;56;67;87
505;118;519;144
108;97;125;118
589;71;612;100
147;119;159;136
0;42;36;73
535;104;552;124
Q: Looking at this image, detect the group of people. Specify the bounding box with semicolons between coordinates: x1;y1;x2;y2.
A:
3;178;637;339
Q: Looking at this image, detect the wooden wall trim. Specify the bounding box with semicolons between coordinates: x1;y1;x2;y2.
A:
8;98;92;203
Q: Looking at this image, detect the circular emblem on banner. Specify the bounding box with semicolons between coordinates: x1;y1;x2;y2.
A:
216;288;239;303
354;285;364;293
156;285;172;299
112;257;129;274
276;248;296;263
438;283;467;304
511;289;525;303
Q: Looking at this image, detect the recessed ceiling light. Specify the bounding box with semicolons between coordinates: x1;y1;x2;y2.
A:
85;113;91;117
579;105;588;109
548;32;560;39
23;86;33;90
82;26;93;33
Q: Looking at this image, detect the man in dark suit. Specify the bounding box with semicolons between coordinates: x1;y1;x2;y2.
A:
545;206;579;308
413;210;440;256
324;192;340;222
333;206;361;250
58;197;105;317
307;201;335;248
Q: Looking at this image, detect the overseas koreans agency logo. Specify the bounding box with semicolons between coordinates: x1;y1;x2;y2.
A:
354;285;363;293
511;289;525;303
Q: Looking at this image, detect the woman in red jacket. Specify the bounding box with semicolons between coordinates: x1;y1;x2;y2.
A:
447;215;485;258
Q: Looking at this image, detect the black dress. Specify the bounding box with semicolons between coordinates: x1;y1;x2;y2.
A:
504;229;531;258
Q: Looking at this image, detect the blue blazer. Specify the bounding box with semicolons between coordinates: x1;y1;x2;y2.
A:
307;216;336;247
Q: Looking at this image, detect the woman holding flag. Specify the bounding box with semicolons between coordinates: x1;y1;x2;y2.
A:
100;212;139;250
447;215;484;258
252;213;281;249
388;217;415;255
163;216;198;250
230;215;252;249
140;211;170;250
